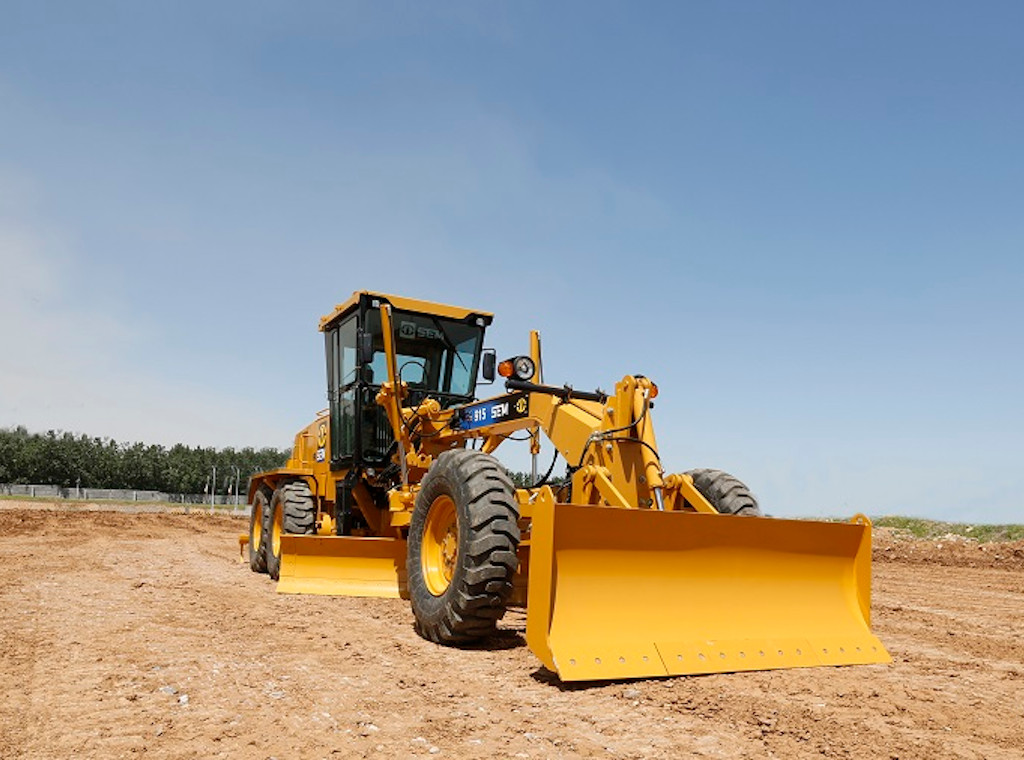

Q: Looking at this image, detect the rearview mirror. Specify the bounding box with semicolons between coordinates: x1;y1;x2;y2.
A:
357;331;374;364
480;349;496;383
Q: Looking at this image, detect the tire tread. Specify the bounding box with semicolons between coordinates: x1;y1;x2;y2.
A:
685;468;762;516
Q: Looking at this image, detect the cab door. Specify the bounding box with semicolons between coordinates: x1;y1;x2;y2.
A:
325;315;358;468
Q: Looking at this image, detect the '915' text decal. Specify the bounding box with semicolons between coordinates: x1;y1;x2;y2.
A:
456;394;529;431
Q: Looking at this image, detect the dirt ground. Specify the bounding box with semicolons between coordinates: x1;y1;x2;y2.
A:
1;502;1022;760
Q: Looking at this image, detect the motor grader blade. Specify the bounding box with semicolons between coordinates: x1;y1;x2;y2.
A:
277;535;408;598
525;500;890;682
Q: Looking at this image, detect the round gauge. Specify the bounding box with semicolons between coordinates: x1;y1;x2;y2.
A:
513;356;536;381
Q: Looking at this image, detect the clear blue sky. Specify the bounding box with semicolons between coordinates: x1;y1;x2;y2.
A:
1;2;1021;522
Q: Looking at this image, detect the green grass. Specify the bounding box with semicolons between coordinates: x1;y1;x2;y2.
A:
872;515;1024;543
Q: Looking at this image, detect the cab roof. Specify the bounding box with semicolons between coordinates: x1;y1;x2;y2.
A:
319;291;494;332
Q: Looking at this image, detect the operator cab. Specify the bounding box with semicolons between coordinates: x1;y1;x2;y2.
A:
320;291;494;471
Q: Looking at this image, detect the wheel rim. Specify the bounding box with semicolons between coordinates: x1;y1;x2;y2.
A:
421;495;458;596
252;501;263;549
271;501;283;556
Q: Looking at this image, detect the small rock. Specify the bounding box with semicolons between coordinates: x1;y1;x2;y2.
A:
159;685;178;695
429;748;440;755
178;694;189;705
622;688;642;700
155;727;164;737
411;737;428;746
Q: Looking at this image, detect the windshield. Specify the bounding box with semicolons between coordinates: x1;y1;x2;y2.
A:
365;310;483;398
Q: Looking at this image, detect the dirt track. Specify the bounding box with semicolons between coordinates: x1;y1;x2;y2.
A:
1;502;1022;759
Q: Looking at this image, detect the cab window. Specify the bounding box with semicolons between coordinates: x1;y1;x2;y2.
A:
364;311;482;398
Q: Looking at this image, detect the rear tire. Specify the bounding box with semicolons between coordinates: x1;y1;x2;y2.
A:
408;450;520;644
685;469;762;516
266;480;317;580
248;487;271;573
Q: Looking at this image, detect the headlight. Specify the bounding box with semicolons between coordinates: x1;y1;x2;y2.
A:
497;355;536;381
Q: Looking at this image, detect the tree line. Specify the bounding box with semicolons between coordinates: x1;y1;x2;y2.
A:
0;425;569;497
0;426;290;495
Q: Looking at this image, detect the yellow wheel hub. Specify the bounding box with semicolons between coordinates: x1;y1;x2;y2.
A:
271;501;283;556
253;508;263;547
421;495;459;596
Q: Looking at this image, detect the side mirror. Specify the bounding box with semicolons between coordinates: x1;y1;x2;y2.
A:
357;331;374;364
481;349;497;383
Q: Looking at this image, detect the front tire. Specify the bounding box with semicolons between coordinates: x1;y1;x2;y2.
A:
408;450;520;644
266;480;316;580
685;468;762;516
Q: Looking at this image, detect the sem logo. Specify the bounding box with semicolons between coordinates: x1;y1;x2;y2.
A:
515;397;528;414
399;321;444;341
317;422;328;448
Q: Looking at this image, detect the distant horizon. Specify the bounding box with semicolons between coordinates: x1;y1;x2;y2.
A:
4;421;1023;528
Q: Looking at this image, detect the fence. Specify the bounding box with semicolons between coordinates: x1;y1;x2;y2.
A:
0;482;250;507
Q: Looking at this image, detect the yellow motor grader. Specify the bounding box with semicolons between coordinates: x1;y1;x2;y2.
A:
244;291;890;681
